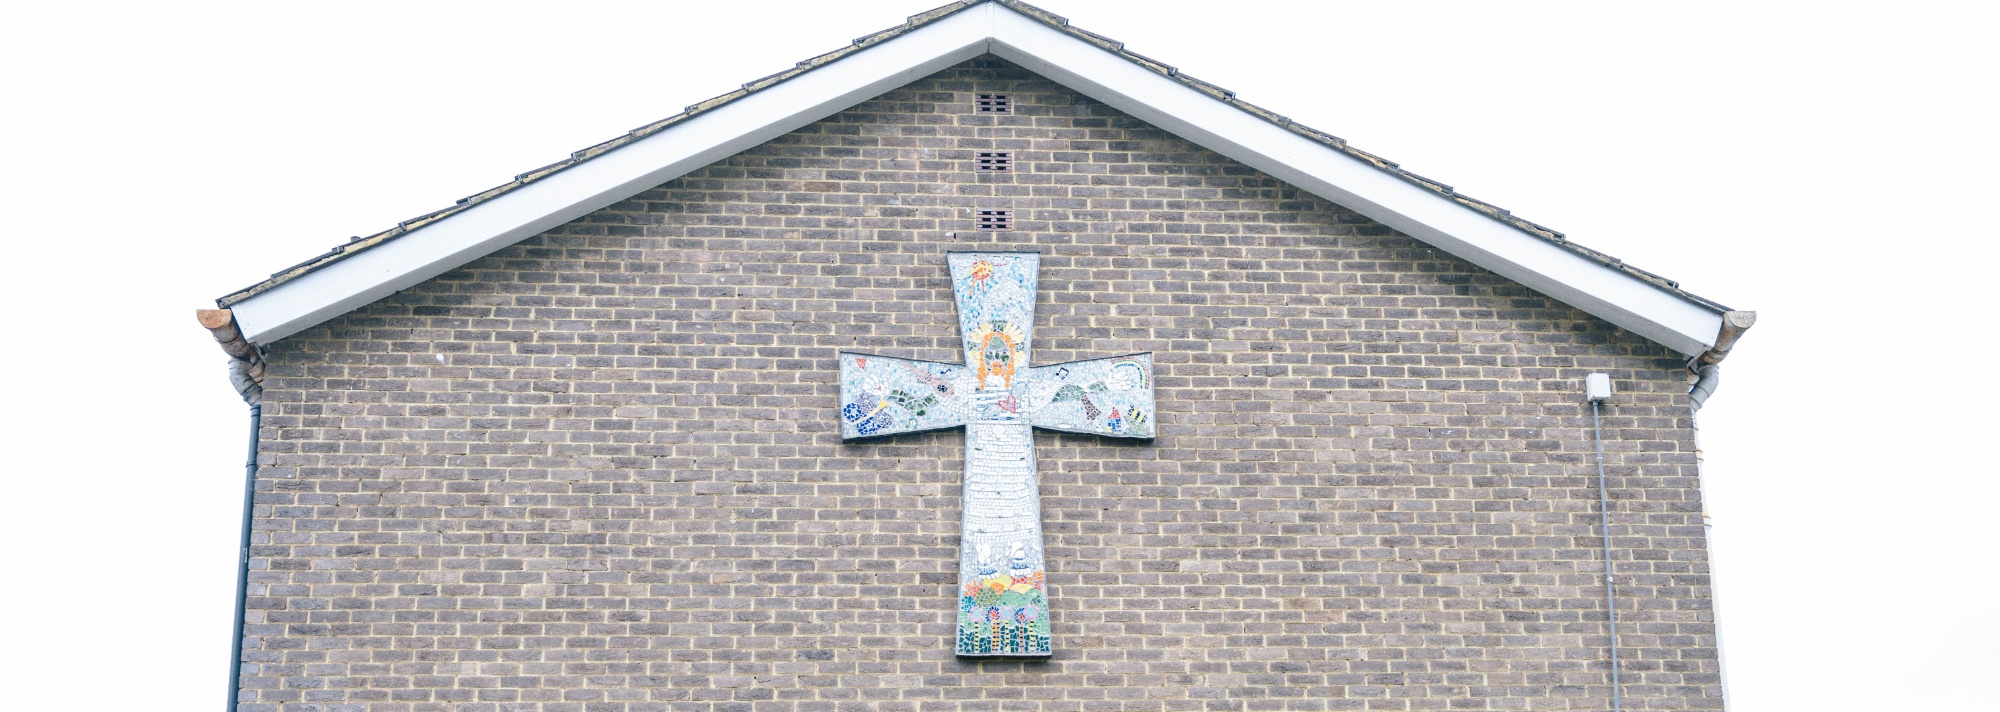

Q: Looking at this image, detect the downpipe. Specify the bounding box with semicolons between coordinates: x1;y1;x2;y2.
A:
1687;362;1733;708
225;359;262;711
1688;311;1750;708
1589;392;1623;712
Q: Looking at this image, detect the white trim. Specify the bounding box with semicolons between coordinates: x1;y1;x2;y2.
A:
231;5;997;344
983;10;1720;356
231;2;1726;356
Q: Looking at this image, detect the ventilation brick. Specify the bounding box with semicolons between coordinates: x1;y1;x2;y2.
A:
975;93;1012;114
976;209;1013;231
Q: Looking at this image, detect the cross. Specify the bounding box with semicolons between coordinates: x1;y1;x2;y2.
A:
838;252;1156;657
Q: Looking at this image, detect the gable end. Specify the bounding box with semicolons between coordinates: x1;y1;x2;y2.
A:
213;0;1746;362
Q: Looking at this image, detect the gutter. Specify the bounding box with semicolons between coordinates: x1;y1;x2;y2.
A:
197;309;264;711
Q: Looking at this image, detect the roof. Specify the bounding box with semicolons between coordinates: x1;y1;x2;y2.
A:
215;0;1746;359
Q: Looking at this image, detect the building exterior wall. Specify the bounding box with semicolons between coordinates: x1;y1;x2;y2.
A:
244;59;1722;711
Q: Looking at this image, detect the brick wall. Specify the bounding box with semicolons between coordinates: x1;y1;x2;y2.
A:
246;58;1722;710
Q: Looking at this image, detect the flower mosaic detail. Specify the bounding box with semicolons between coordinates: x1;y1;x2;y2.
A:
956;569;1049;656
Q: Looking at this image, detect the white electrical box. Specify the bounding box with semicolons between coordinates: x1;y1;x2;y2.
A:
1585;373;1613;402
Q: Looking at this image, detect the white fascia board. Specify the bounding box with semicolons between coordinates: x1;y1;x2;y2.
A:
237;2;1722;356
985;10;1723;357
231;5;998;345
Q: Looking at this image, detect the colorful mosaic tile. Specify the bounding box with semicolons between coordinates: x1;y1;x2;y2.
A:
837;252;1156;656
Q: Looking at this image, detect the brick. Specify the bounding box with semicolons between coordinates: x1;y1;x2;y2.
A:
240;59;1720;710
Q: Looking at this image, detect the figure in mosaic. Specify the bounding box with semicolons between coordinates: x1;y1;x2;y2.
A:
838;252;1156;657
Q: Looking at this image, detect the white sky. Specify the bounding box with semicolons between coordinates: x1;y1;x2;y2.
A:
2;1;1994;708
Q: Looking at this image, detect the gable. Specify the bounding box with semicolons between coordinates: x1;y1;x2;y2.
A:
241;58;1726;705
283;59;1683;373
213;0;1747;361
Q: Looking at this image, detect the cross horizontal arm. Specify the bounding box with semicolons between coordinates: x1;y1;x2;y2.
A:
1017;352;1156;439
837;351;976;439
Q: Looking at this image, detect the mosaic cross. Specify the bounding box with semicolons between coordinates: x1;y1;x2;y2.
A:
837;252;1155;657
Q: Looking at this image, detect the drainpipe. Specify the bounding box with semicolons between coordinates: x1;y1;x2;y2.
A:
201;310;265;711
1686;363;1731;709
1687;310;1751;710
1687;361;1730;709
1584;373;1621;711
227;367;261;711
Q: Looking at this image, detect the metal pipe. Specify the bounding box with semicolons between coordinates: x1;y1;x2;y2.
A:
1593;399;1623;711
225;402;259;710
1688;364;1721;413
1687;364;1733;706
225;356;262;711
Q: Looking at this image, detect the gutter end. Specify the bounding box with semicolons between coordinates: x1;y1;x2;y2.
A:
198;308;265;404
1695;310;1757;368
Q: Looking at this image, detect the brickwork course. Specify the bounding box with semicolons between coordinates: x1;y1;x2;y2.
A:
243;59;1723;710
